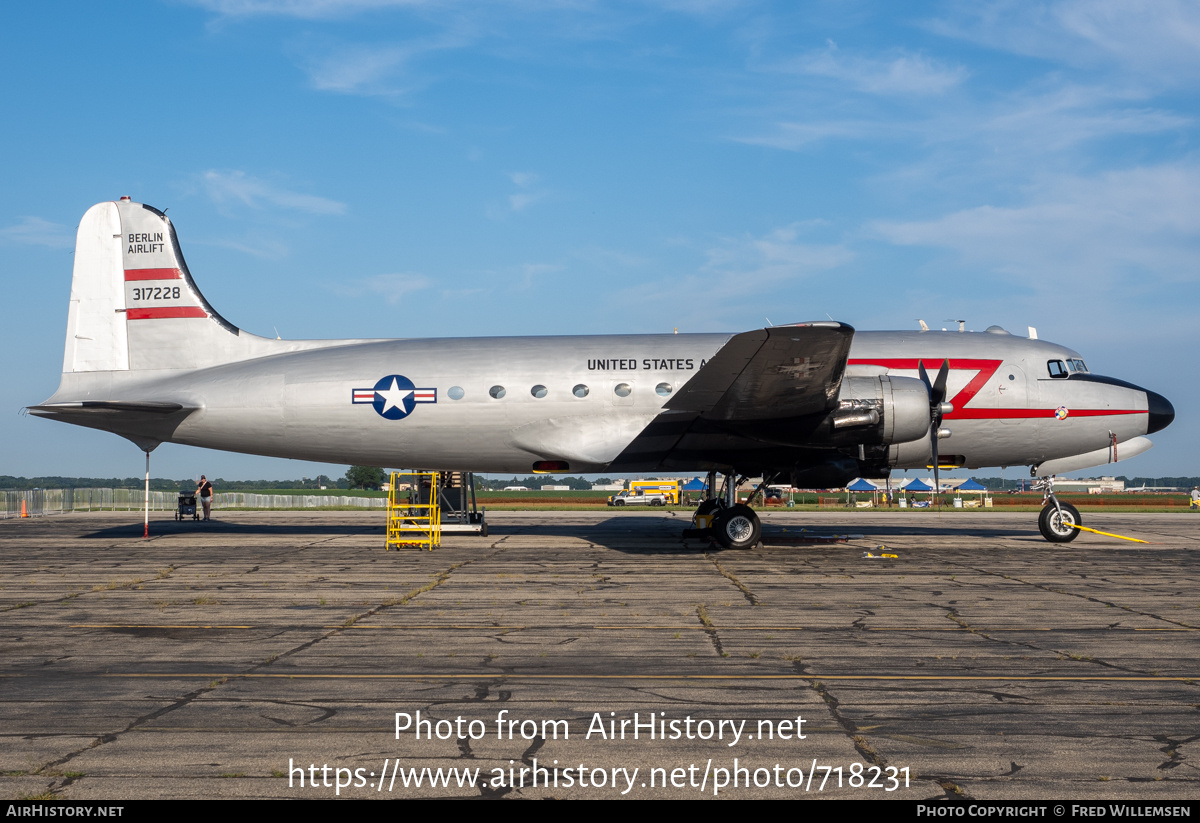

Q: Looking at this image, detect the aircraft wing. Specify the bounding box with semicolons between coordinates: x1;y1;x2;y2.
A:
664;322;853;420
610;322;856;471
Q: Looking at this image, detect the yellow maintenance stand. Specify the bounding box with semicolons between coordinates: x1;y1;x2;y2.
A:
386;471;442;550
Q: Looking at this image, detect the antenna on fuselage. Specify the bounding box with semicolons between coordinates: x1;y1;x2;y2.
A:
1028;326;1038;339
917;319;929;331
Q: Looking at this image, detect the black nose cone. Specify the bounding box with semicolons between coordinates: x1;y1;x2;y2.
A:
1147;390;1175;434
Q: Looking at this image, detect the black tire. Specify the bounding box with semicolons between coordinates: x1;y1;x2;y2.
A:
1039;502;1081;543
480;521;489;537
651;498;663;507
712;504;761;550
614;499;625;507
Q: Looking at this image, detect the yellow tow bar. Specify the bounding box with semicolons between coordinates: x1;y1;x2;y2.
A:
1070;523;1148;543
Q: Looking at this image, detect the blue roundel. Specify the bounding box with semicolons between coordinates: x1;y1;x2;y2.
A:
372;374;418;420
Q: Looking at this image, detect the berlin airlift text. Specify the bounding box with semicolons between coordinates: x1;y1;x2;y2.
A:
127;232;165;254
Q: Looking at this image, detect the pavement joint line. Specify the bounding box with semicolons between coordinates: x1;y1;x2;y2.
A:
71;673;1200;681
960;564;1200;632
52;624;1200;631
942;604;1175;679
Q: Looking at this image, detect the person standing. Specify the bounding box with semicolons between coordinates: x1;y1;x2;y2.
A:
1190;487;1199;511
197;475;214;521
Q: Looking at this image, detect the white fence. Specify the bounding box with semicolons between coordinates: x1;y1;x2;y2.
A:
1;489;387;518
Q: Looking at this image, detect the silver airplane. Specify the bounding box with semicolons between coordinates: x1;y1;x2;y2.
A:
30;199;1175;546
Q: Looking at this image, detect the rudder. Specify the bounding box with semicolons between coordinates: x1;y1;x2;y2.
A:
63;198;244;374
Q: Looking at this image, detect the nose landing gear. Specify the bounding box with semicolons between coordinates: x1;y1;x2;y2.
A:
1034;476;1082;543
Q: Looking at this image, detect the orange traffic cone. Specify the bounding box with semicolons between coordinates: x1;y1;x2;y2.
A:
20;499;29;517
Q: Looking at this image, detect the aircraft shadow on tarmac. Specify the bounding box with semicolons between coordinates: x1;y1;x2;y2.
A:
78;514;1030;549
80;519;378;539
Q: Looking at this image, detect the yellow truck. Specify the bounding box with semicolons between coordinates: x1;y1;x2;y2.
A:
628;479;681;505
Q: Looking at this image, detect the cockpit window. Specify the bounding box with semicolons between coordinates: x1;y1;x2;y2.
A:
1047;360;1068;378
1069;359;1088;373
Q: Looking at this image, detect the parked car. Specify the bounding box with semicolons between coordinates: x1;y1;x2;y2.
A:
607;490;668;507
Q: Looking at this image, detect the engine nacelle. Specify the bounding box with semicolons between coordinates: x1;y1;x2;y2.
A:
831;375;930;446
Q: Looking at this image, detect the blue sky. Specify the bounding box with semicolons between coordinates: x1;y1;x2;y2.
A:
2;0;1197;482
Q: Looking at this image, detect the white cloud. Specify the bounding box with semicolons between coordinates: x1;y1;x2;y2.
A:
870;164;1200;287
929;0;1200;85
508;171;549;212
302;44;409;94
703;223;854;280
977;85;1191;153
202;170;347;215
187;0;429;20
789;41;968;96
206;235;293;259
486;171;551;217
291;30;472;97
337;272;434;303
732;120;872;151
0;216;72;248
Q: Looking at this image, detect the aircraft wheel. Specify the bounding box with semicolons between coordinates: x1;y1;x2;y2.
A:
1038;502;1081;543
712;504;761;550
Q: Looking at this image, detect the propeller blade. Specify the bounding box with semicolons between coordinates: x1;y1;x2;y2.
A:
918;360;931;393
931;432;941;511
931;359;950;406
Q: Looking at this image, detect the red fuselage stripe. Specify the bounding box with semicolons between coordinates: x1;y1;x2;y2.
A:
125;268;182;281
126;307;208;320
845;358;1145;420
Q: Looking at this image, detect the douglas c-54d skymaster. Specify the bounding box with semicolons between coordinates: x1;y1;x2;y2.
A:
31;199;1175;546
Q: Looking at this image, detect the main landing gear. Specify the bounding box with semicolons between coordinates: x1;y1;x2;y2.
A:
1034;475;1082;543
683;471;763;550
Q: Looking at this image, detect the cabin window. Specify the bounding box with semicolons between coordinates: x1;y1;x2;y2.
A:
531;384;548;398
573;384;589;398
655;382;673;397
1047;360;1068;378
489;385;506;399
614;383;632;397
448;386;465;400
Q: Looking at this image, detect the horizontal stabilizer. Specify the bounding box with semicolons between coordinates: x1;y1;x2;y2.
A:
29;400;192;415
27;400;199;453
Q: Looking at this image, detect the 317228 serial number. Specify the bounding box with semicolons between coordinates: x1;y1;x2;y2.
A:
131;286;181;301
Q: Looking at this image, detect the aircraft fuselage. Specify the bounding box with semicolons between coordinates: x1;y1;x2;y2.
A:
53;328;1167;476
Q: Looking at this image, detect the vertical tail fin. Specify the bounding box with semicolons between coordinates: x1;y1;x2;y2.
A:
64;198;245;374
